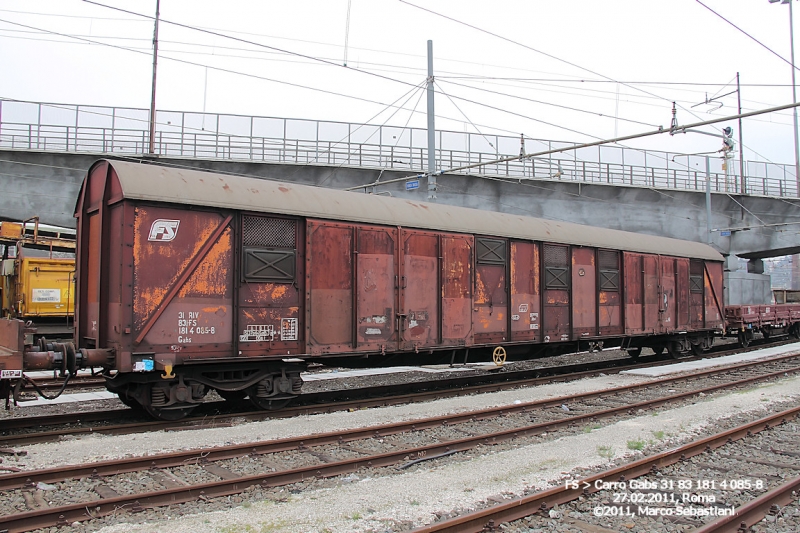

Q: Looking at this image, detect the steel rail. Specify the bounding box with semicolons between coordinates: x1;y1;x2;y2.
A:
2;355;800;491
409;406;800;533
0;350;690;438
0;363;798;531
3;338;787;437
693;475;800;533
1;347;797;449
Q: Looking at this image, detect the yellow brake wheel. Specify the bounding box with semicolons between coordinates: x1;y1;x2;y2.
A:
492;346;507;366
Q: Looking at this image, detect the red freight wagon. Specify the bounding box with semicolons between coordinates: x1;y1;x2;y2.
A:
0;160;726;419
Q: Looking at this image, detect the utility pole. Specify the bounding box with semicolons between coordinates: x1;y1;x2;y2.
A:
737;72;745;193
789;1;800;195
426;40;436;201
148;0;161;155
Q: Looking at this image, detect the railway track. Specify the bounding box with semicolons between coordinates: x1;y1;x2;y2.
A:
411;407;800;533
1;351;798;532
1;340;790;447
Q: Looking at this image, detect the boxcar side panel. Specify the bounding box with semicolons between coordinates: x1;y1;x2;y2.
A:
643;254;659;333
306;221;353;354
400;230;439;350
659;257;677;333
597;250;622;336
542;244;570;343
442;234;473;346
132;206;233;355
675;258;690;330
355;226;397;352
571;247;597;339
238;215;304;357
623;253;644;334
704;261;725;328
474;237;508;344
509;241;540;342
689;260;704;328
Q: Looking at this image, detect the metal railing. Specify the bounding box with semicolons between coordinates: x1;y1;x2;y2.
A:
0;99;795;198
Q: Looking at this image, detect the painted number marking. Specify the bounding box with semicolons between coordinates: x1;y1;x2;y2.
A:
177;311;214;343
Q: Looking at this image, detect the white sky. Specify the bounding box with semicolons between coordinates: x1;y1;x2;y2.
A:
1;0;799;168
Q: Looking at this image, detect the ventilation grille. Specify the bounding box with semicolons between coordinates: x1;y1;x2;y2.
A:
598;250;619;270
690;260;704;276
543;245;568;267
476;238;506;265
243;217;296;248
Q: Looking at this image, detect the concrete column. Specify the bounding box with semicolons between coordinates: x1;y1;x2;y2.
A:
747;258;764;275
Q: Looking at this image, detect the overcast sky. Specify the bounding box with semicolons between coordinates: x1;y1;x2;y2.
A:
1;0;799;169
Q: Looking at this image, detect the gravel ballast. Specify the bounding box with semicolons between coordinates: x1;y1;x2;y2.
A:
13;373;793;533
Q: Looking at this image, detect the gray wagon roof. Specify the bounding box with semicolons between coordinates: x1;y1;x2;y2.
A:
100;160;722;261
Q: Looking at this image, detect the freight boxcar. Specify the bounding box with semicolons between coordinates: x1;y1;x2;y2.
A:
0;160;727;419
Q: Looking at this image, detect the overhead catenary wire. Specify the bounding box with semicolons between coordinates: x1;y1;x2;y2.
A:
345;101;800;191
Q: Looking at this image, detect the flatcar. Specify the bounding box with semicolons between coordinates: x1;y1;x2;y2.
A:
0;159;762;419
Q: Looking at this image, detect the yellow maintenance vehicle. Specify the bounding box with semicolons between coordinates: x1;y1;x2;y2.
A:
0;218;75;338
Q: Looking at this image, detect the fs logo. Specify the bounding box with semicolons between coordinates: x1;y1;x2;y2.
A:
148;219;180;242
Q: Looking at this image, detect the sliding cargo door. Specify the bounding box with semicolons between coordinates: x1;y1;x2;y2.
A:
399;230;439;350
509;241;540;342
442;234;473;346
542;244;570;343
571;247;596;339
474;237;508;344
659;257;677;333
306;220;398;354
355;226;398;352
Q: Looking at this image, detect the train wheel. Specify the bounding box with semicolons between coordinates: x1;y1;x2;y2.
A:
117;392;143;410
793;324;800;339
626;347;642;358
216;389;247;402
143;404;197;421
691;343;704;356
738;331;750;348
666;342;681;359
492;346;507;366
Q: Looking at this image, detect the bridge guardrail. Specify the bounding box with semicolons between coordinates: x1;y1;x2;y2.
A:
0;99;795;198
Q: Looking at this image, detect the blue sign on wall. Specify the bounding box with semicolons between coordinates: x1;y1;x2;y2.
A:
406;179;420;190
719;230;731;237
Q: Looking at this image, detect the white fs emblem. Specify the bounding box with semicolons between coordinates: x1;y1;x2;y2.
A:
148;219;181;242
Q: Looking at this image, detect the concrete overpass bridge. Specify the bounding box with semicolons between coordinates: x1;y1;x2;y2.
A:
1;99;799;299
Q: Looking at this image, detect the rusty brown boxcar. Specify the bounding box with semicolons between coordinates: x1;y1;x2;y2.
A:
1;160;729;418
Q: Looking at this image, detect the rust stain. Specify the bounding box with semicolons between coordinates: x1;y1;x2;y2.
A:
271;285;288;300
134;214;231;326
222;183;231;192
279;186;290;193
599;292;609;304
179;229;232;297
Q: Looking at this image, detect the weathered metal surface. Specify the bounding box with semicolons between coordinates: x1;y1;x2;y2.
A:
509;241;539;342
623;253;643;334
356;227;396;352
0;319;24;374
474;256;507;344
131;207;233;352
102;160;723;261
659;257;677;332
441;235;473;345
400;230;439;349
597;250;622;336
705;261;725;328
542;244;570;343
306;221;353;353
675;258;690;329
571;247;596;338
643;254;660;333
